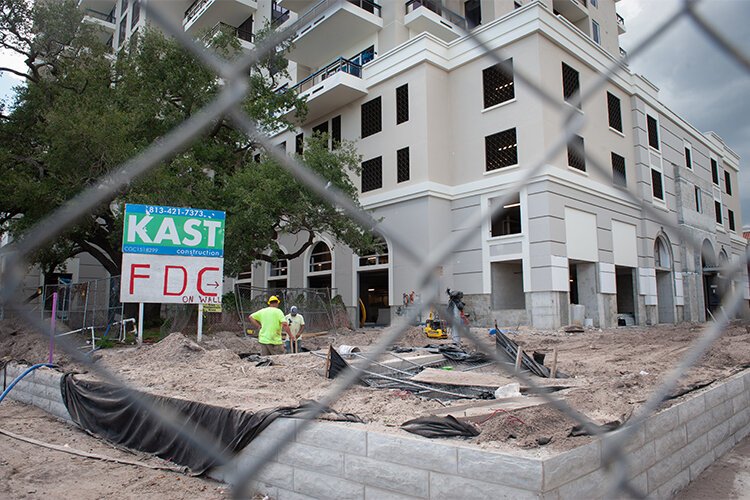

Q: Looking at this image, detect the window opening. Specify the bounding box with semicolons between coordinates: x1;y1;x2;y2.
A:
611;152;626;187
567;135;586;171
397;147;410;183
491;194;522;237
396;84;409;124
361;97;382;138
361;156;383;192
607;92;622;132
483;58;514;108
647;114;659;149
562;62;580;108
485;128;518;171
651;169;664;200
309;242;332;272
711;158;719;184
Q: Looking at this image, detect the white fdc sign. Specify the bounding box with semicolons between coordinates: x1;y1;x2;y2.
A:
120;204;225;304
120;254;223;304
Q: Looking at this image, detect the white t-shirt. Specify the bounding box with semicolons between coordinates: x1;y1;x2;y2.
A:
284;313;305;337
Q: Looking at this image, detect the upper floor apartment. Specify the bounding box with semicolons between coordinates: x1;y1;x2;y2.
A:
80;0;260;53
264;0;627;125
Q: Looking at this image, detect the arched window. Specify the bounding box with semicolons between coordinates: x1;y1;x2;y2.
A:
309;242;332;273
654;237;671;269
358;237;388;267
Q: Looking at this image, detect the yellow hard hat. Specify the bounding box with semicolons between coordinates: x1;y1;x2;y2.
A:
268;295;280;304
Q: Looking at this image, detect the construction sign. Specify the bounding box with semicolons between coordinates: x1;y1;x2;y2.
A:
120;204;225;304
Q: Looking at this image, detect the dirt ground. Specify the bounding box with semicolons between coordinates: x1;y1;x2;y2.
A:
0;399;227;499
2;317;750;457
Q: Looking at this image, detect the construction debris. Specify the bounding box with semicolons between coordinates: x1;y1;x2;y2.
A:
401;415;480;438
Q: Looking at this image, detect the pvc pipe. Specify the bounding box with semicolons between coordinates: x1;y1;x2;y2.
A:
0;363;54;405
49;292;58;364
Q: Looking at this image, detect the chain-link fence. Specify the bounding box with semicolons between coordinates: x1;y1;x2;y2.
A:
1;0;749;498
40;276;131;348
235;284;353;333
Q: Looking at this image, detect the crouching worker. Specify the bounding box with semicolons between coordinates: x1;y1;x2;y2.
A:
248;296;292;356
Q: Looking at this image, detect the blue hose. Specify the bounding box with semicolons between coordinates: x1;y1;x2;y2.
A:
0;363;54;405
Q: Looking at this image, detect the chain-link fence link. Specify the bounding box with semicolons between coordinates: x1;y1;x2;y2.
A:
1;0;749;498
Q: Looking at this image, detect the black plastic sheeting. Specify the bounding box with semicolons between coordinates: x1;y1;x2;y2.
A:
60;374;361;475
401;415;480;438
495;331;566;378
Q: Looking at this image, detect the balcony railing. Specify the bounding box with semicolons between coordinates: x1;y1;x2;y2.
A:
277;56;363;95
404;0;467;30
271;1;291;28
289;0;382;32
184;0;210;25
616;13;625;28
207;22;254;43
84;7;115;23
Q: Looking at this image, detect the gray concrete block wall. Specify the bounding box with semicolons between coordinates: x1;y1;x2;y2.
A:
5;361;749;499
2;362;70;422
213;369;750;499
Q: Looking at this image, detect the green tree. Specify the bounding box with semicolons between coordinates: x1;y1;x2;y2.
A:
0;0;372;278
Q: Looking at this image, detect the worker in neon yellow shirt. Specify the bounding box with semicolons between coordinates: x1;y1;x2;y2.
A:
248;296;292;356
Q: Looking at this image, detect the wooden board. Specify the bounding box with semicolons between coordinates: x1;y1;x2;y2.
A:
428;396;549;422
411;368;513;388
410;368;586;390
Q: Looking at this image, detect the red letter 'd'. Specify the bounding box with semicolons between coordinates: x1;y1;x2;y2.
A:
197;267;220;296
163;266;188;296
129;264;151;294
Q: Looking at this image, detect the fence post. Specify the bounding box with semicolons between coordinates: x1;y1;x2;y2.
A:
197;303;204;342
49;292;58;364
137;302;144;345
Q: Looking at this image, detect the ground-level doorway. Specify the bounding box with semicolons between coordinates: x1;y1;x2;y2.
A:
615;266;636;324
358;270;389;326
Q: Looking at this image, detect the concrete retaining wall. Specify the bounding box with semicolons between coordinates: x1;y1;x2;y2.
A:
4;361;749;498
210;369;750;499
2;363;71;422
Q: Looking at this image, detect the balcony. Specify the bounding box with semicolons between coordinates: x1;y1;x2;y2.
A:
285;0;383;69
552;0;588;24
183;0;257;34
404;0;466;43
205;22;254;52
277;0;318;13
616;12;626;34
279;56;368;124
80;3;116;45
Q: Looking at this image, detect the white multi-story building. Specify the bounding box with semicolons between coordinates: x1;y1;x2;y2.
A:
81;0;746;328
